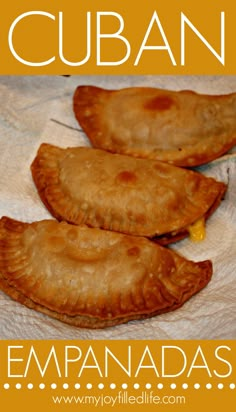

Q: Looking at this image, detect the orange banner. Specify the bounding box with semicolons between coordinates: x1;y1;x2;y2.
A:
0;340;236;411
0;0;235;74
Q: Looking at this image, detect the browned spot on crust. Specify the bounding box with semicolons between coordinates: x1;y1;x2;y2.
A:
67;228;78;241
127;246;140;257
45;235;66;254
153;162;168;173
136;214;147;225
116;170;137;184
144;95;174;111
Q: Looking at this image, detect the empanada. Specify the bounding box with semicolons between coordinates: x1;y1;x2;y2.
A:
0;216;212;328
73;85;236;167
31;143;226;244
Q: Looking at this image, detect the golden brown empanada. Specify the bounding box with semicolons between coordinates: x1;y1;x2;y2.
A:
0;216;212;328
31;143;226;244
73;85;236;167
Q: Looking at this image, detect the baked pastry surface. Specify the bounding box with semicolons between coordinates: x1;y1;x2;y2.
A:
31;143;226;243
0;216;212;328
73;85;236;167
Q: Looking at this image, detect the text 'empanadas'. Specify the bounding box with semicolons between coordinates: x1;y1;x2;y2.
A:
31;143;226;244
73;85;236;167
0;216;212;329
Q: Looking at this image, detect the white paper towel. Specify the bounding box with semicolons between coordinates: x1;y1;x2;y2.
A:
0;75;235;339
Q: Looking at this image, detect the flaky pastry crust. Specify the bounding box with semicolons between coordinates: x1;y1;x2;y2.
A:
31;144;226;243
0;216;212;328
73;85;236;167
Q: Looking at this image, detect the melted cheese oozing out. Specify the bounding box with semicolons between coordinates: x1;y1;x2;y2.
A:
188;217;206;242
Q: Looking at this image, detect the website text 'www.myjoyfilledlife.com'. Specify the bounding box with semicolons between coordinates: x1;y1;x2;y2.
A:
52;390;186;407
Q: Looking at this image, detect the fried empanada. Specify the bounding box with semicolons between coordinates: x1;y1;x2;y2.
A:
0;216;212;328
31;143;226;244
73;85;236;167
